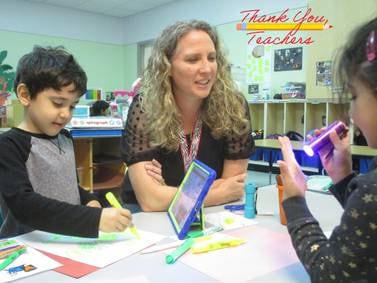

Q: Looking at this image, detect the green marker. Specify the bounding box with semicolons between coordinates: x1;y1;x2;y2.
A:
0;247;26;271
105;192;140;239
165;238;194;264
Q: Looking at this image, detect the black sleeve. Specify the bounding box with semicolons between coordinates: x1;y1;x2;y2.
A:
224;97;255;159
0;134;101;238
120;94;158;165
329;172;357;207
78;185;98;205
282;173;377;282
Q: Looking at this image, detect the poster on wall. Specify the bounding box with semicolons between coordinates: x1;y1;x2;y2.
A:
316;61;332;86
274;47;302;71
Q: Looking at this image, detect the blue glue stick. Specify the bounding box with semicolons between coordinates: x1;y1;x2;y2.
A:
244;183;256;219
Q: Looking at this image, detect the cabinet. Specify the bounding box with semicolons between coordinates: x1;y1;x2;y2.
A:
70;129;125;192
248;99;348;141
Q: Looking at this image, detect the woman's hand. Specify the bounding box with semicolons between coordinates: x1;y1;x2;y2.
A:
145;159;165;185
277;136;307;200
310;129;352;184
212;173;246;203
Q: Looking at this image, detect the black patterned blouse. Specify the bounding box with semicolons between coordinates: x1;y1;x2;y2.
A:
283;158;377;282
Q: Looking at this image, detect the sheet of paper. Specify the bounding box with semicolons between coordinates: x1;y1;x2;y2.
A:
41;250;98;278
205;211;258;230
17;230;164;268
179;226;299;283
0;241;61;283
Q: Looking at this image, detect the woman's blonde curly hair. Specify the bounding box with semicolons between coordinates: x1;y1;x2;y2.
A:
141;19;250;151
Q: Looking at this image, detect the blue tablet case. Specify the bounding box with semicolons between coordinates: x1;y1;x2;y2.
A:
167;160;216;240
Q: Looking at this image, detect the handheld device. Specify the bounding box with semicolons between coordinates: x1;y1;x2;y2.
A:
303;120;347;157
167;160;216;240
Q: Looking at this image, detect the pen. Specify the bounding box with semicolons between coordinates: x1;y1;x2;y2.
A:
165;237;194;264
105;192;140;239
0;245;26;259
0;247;26;271
187;225;223;238
224;204;244;211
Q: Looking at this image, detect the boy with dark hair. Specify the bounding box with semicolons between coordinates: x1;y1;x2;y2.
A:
0;46;131;238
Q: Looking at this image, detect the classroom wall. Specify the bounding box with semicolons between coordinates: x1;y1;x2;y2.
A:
0;29;127;95
216;7;307;100
121;0;308;44
306;0;377;98
0;0;125;45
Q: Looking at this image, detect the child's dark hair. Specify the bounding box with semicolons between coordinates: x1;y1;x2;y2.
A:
336;17;377;97
91;100;110;116
13;46;87;99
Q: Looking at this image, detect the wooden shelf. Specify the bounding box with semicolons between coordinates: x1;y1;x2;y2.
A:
93;166;124;190
93;154;122;165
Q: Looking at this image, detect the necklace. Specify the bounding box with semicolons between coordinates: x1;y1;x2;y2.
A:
178;118;202;172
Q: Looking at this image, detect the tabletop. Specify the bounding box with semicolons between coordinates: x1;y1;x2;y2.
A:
17;184;343;283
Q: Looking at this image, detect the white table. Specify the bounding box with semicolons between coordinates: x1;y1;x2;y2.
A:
18;185;343;282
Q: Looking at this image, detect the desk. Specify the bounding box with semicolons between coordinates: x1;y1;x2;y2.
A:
254;139;377;183
19;185;343;283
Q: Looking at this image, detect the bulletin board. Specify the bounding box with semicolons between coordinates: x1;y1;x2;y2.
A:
274;47;303;71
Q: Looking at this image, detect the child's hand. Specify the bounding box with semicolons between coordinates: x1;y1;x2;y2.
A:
86;200;101;208
277;136;307;200
145;159;165;185
317;130;352;184
99;208;132;232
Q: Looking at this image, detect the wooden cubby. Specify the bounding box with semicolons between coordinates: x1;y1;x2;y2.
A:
73;136;125;192
248;102;264;132
249;99;351;141
265;102;284;137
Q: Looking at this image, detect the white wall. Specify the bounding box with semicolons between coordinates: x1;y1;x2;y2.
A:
121;0;308;44
0;0;125;44
0;0;307;45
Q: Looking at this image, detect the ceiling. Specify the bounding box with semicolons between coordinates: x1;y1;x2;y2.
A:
22;0;182;18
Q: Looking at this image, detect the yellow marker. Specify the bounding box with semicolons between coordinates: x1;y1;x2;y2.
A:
105;192;140;239
191;239;245;254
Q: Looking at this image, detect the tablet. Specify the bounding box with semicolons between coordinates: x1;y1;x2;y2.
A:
167;159;216;240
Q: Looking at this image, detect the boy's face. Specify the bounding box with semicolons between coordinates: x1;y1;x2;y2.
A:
22;83;80;136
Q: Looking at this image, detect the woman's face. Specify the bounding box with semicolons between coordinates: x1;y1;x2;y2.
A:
169;29;218;102
349;77;377;148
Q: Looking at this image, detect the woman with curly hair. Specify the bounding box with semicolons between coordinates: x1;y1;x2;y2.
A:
120;20;255;212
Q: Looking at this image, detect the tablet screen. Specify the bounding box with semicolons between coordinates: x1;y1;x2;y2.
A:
170;165;207;230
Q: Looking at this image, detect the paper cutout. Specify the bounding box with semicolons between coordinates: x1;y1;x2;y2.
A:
0;240;60;283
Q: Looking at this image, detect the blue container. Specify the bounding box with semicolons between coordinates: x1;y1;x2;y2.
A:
244;183;256;219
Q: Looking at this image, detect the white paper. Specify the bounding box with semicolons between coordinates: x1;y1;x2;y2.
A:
180;226;299;283
0;241;61;283
17;230;164;268
205;211;258;230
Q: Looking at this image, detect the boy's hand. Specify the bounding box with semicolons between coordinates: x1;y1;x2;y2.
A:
99;208;132;232
277;136;307;200
145;159;165;185
86;200;101;208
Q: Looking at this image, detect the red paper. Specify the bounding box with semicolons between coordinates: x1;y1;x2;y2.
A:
40;250;98;278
